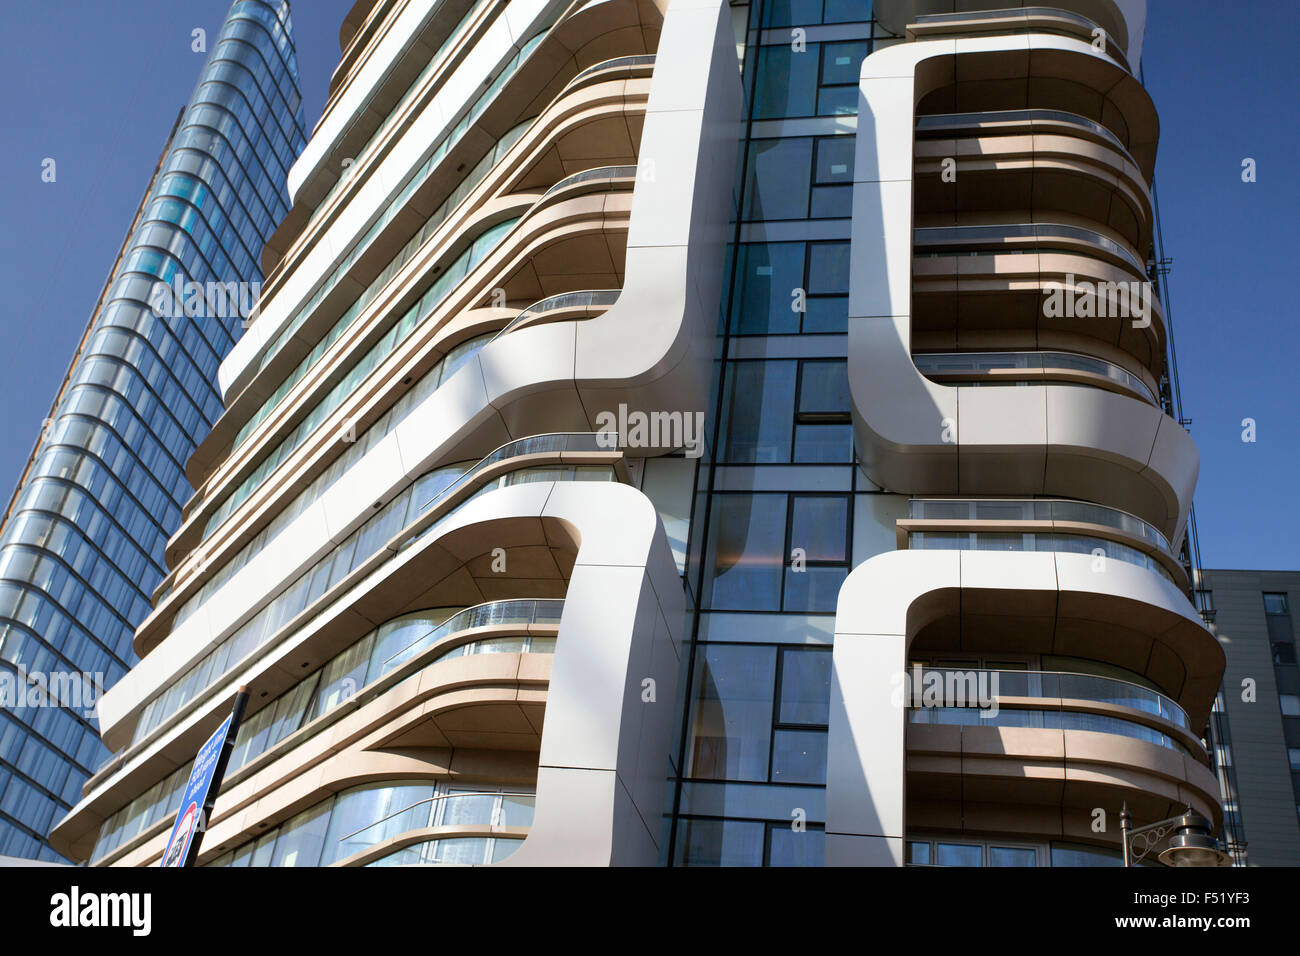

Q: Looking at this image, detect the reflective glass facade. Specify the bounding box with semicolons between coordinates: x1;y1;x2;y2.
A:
668;0;882;867
0;0;305;861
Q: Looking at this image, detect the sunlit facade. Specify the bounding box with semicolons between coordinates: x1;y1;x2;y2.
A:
50;0;1227;868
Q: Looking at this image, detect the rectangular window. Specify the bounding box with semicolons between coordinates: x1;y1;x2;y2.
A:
744;137;855;222
752;46;819;119
770;728;827;783
704;494;788;610
720;361;797;463
744;139;813;221
935;842;984;867
686;644;778;780
988;845;1038;866
675;818;765;866
767;823;825;865
732;243;804;335
777;646;832;725
760;0;869;27
730;241;849;333
784;494;850;612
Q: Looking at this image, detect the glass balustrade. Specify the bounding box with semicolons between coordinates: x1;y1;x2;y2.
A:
92;599;558;863
916;109;1132;160
490;288;621;342
913;223;1148;276
907;497;1172;554
909;707;1196;758
337;790;535;864
912;350;1157;404
135;436;613;750
909;667;1192;731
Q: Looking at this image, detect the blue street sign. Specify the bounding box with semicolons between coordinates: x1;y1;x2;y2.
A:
160;711;236;867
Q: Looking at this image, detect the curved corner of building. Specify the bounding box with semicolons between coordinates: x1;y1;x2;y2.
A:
825;547;1224;866
480;0;742;439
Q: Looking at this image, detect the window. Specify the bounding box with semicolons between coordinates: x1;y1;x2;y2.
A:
760;0;869;28
675;818;765;866
743;136;856;222
935;842;983;867
988;845;1038;867
686;645;778;780
720;363;797;462
704;495;788;610
771;728;827;783
751;42;869;119
731;242;849;334
719;359;851;463
1288;748;1300;771
1050;842;1123;867
672;820;826;867
777;647;832;725
784;495;850;611
685;644;832;785
811;137;854;217
744;139;814;221
1264;592;1289;616
767;823;825;865
1282;695;1300;717
704;492;851;612
910;837;1047;865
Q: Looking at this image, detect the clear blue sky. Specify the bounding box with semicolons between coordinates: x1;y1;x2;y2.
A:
0;1;1295;570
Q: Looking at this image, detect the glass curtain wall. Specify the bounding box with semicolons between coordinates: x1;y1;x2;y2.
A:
667;0;887;867
0;0;306;860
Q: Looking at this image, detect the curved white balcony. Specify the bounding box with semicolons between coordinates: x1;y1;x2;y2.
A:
849;29;1194;543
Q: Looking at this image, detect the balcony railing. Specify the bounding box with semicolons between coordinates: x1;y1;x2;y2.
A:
490;288;621;342
907;497;1171;554
909;707;1197;758
408;432;615;520
916;109;1133;163
912;350;1158;405
130;435;616;750
337;790;535;863
909;666;1193;731
91;598;559;865
907;667;1201;759
365;835;525;866
570;53;656;85
914;223;1149;277
379;599;562;675
541;164;637;200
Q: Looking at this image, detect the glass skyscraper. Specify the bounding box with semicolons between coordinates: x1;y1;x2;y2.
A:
0;0;305;861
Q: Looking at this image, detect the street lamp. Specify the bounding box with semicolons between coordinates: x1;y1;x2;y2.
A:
1119;803;1232;867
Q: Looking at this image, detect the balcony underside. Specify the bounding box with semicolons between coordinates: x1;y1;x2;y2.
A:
905;719;1222;852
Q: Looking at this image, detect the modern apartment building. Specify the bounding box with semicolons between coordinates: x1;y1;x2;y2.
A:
1195;569;1300;866
49;0;1228;868
0;0;305;861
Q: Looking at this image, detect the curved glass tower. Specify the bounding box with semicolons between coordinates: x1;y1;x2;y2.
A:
0;0;305;861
